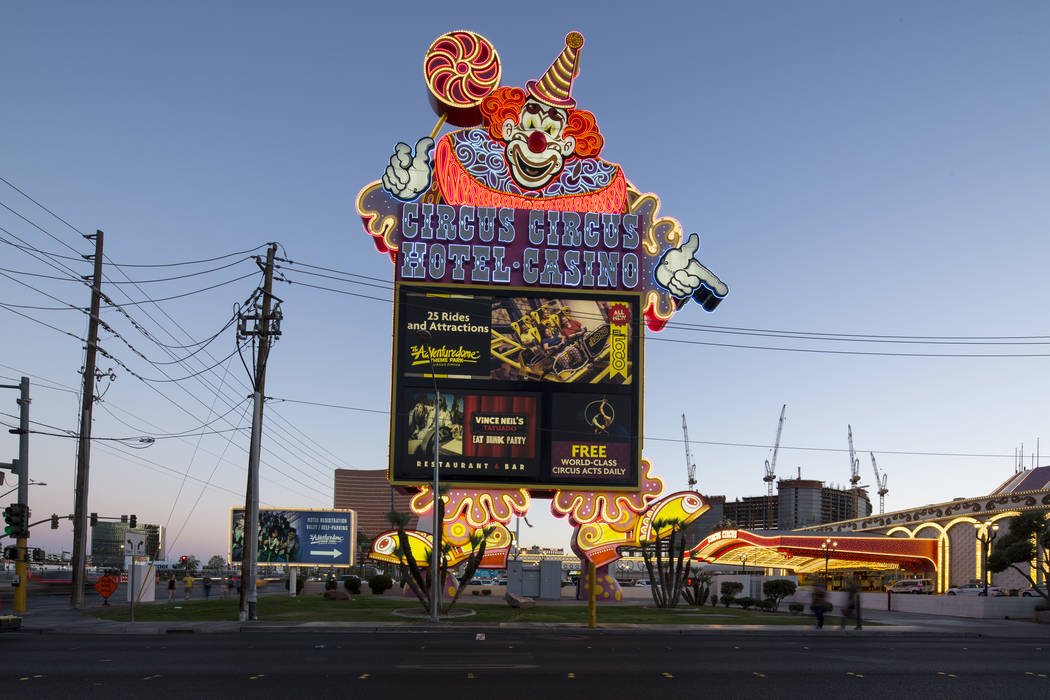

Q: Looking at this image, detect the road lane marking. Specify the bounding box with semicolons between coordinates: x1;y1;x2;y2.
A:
398;664;538;670
662;673;673;678
753;673;766;678
359;674;369;679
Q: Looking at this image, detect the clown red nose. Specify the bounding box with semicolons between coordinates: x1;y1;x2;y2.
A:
527;130;548;153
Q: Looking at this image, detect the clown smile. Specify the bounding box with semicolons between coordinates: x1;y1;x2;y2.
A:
506;139;565;189
512;148;559;181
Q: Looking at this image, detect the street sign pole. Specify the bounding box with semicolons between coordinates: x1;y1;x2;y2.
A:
129;556;135;623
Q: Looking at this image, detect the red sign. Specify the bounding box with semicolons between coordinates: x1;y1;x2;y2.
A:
94;576;118;599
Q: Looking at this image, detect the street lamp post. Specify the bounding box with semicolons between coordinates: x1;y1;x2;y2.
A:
974;521;1000;596
740;554;748;576
418;331;442;623
0;480;45;500
821;537;838;588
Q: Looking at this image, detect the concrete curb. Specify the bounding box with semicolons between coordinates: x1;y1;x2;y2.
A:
17;618;1036;638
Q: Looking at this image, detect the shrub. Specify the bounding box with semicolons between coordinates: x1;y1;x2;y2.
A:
738;596;755;610
758;598;776;612
368;573;393;594
788;603;804;614
342;576;361;595
710;594;718;607
720;581;744;598
482;589;492;596
324;579;337;591
722;595;735;608
284;576;305;594
762;579;798;612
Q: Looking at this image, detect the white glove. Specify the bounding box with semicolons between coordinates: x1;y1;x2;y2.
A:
654;233;729;299
381;136;435;201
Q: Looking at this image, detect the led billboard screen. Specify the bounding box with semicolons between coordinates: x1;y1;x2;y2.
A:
229;508;356;567
391;283;641;490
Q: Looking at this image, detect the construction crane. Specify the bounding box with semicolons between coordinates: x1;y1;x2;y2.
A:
682;414;697;491
870;452;889;514
847;425;862;518
763;404;786;529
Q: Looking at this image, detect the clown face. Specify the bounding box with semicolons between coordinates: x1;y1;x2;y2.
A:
501;98;577;190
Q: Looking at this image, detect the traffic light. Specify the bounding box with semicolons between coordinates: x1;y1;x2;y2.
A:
50;514;59;529
3;503;28;538
3;545;17;560
90;512;98;527
180;555;188;566
32;548;44;563
120;514;128;524
129;514;137;528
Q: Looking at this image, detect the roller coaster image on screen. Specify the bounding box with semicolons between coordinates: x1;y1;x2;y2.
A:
490;296;632;384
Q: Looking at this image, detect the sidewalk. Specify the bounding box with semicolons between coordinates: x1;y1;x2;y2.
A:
12;601;1050;638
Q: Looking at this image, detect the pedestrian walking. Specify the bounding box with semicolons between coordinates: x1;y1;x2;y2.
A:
203;576;213;599
183;573;194;600
810;583;828;629
840;580;862;630
167;575;176;602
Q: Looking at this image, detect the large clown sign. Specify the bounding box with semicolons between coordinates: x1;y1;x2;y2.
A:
357;30;728;493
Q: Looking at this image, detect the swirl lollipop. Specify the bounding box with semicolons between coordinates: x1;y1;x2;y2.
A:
423;30;501;134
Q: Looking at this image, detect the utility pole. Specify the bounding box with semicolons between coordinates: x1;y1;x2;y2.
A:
71;230;104;610
0;377;30;612
238;244;280;622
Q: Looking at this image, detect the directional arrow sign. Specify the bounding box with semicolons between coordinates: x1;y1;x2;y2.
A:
230;508;356;567
309;548;343;559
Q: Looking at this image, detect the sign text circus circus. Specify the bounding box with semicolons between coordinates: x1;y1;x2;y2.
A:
395;202;643;289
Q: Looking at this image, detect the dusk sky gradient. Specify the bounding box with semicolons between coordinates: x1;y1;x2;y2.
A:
2;1;1049;562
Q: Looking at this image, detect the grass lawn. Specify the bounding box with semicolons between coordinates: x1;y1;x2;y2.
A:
91;594;849;626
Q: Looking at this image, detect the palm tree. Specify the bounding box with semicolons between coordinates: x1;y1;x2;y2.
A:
641;517;690;608
387;511;430;612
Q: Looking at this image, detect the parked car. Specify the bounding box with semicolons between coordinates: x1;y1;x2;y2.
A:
1021;585;1048;597
946;582;1002;596
888;578;934;594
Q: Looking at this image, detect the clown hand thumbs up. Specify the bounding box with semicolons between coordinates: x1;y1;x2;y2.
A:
654;233;729;303
381;136;435;201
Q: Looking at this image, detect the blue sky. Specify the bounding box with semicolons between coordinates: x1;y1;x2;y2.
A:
2;1;1049;562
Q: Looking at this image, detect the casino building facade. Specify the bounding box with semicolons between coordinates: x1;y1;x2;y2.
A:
692;467;1050;593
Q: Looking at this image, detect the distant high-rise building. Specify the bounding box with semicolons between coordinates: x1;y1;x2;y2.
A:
697;476;872;536
333;469;417;543
778;479;871;530
90;522;164;569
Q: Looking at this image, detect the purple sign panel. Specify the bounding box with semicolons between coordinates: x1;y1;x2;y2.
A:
395;202;646;291
547;393;635;487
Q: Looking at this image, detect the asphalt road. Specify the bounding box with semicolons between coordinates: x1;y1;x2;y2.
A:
3;629;1048;699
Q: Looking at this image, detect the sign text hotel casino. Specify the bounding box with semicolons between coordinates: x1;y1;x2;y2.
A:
395;202;645;289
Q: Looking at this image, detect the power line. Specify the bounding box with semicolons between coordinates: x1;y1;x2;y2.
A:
646;334;1050;358
97;256;255;284
104;245;271;268
269;397;389;415
279;258;1050;342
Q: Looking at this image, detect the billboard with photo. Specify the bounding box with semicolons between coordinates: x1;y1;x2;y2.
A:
399;287;634;385
229;508;356;567
391;283;640;490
